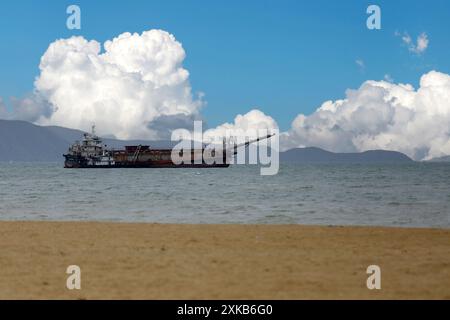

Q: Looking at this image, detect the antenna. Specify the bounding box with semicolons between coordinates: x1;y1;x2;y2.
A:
92;123;96;135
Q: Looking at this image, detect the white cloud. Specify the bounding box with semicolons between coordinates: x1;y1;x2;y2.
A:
1;93;54;122
355;59;365;71
25;30;203;139
401;32;412;45
3;29;450;161
2;30;278;143
398;31;429;55
384;74;394;82
416;33;429;53
9;93;54;122
204;109;278;142
283;70;450;160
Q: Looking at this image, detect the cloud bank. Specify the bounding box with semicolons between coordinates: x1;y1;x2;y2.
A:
2;29;450;160
204;109;278;141
30;30;203;139
283;70;450;160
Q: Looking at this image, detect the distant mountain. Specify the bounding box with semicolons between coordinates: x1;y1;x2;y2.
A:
0;120;69;161
0;120;172;162
44;125;175;149
426;155;450;162
280;147;413;163
0;120;413;163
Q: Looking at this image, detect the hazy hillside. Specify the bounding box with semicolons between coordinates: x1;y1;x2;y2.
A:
45;125;175;150
280;147;413;163
0;120;68;161
426;155;450;162
0;120;414;163
0;120;173;162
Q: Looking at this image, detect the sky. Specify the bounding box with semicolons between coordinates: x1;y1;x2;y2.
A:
1;0;450;159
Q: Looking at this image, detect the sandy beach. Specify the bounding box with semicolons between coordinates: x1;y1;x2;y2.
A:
0;221;448;299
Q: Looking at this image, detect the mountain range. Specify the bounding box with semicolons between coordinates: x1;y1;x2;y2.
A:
426;155;450;162
279;147;413;163
0;120;175;162
0;119;424;163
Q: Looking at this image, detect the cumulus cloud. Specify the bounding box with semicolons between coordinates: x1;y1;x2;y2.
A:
0;93;53;121
28;30;202;139
397;31;429;55
204;109;278;142
6;29;277;142
283;70;450;160
8;93;54;122
5;28;450;161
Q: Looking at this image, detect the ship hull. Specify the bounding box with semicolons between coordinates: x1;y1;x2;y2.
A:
63;155;229;168
64;163;230;168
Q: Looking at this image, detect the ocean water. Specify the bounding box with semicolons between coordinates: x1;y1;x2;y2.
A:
0;162;449;227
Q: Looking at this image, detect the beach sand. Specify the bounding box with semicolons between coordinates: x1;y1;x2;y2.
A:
0;221;448;299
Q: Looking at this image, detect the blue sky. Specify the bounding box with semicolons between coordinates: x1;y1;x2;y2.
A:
1;0;449;130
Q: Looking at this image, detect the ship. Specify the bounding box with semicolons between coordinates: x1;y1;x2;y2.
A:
63;126;274;168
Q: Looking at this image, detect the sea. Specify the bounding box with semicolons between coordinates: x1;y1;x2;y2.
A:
0;162;449;227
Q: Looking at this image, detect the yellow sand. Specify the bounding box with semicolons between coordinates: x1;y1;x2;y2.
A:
0;221;448;299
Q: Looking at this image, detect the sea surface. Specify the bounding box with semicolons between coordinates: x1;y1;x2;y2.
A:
0;162;449;227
